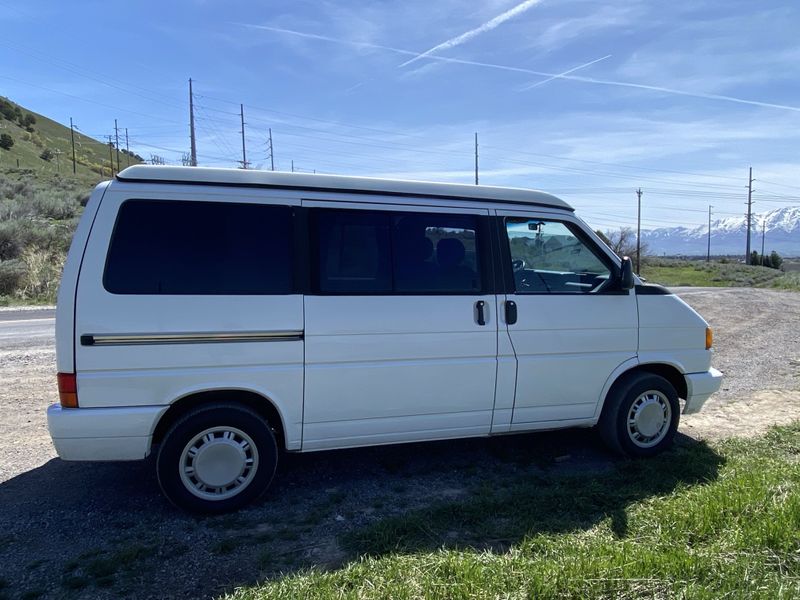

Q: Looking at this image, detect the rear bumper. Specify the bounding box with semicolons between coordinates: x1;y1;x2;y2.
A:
46;404;167;461
683;368;723;414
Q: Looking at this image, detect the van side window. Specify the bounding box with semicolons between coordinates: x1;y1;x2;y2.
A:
104;200;293;295
393;213;480;293
313;209;482;294
505;218;611;294
315;210;392;293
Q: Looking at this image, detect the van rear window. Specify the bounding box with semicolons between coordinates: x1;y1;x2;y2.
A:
104;199;293;295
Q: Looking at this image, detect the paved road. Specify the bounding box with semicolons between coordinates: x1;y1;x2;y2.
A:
0;310;55;353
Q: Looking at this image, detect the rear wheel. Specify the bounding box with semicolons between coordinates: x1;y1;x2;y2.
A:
156;403;278;513
599;373;680;457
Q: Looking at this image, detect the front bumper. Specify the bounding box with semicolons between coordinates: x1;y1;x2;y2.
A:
46;404;168;461
683;367;723;414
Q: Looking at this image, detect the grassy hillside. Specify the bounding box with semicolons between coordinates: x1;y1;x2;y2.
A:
0;169;92;304
0;96;146;305
0;96;142;183
641;257;799;290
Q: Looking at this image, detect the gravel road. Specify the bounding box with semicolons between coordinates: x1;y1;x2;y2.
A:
0;289;797;599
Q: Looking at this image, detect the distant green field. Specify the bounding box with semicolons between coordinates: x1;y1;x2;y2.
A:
223;424;800;600
0;96;141;183
640;258;799;290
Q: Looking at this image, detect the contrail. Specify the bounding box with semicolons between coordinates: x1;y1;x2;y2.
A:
398;0;544;68
240;23;800;113
519;55;612;91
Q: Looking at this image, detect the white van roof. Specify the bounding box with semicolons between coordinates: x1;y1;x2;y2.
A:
116;165;572;211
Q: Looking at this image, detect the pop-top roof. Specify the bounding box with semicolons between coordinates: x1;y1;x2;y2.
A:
116;165;572;210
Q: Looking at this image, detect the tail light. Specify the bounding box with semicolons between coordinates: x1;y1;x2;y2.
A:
57;373;79;408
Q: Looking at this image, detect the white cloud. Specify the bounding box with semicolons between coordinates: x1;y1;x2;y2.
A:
397;0;545;68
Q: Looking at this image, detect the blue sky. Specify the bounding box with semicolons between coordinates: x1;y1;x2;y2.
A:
2;0;799;231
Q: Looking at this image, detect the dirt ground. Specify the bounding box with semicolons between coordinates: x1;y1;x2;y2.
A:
0;288;797;599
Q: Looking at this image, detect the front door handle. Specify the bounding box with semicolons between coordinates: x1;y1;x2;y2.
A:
505;300;518;325
475;300;486;326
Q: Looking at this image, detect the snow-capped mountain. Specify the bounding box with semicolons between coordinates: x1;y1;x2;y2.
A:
642;206;800;257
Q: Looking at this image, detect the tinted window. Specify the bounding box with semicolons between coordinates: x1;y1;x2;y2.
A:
393;213;480;292
314;209;482;294
505;218;610;294
315;210;391;293
104;200;293;294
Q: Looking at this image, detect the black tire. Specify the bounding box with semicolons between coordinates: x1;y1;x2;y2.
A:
156;403;278;513
598;373;680;458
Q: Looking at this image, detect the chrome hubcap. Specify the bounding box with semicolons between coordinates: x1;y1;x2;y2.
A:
179;426;258;501
627;391;671;448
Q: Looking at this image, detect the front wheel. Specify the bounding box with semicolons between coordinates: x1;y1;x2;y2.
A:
598;373;680;457
156;403;278;513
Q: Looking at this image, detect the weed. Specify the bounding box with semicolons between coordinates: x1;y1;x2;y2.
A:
212;538;239;556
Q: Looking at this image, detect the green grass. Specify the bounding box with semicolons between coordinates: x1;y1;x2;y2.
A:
223;424;800;599
641;258;798;289
769;271;800;291
0;96;141;183
60;543;154;592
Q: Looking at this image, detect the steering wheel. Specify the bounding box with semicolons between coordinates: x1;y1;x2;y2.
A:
511;258;526;272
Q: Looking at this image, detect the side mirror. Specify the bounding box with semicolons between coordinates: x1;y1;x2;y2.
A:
619;256;634;290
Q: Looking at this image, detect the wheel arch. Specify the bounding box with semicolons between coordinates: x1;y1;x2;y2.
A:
150;388;288;452
597;361;687;420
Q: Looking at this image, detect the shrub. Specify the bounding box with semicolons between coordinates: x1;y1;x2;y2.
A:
17;247;65;301
0;259;25;296
0;221;24;260
40;148;54;162
0;133;13;150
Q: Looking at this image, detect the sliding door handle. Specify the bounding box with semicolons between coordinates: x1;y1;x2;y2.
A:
475;300;486;326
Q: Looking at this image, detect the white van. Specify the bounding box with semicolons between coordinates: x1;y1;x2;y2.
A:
48;165;722;512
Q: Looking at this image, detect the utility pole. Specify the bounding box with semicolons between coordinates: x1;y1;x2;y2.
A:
707;205;713;262
760;219;766;265
745;166;754;263
107;136;115;177
125;128;130;167
291;160;294;173
239;104;247;169
636;188;643;273
268;128;274;171
188;78;197;166
54;149;62;173
474;132;479;185
114;119;121;173
69;117;77;174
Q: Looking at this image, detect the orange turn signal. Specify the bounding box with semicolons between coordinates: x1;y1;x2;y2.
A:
57;372;79;408
705;327;713;350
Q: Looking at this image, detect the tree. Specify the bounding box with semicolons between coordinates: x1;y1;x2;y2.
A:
0;133;14;150
769;251;783;270
595;230;612;246
603;227;648;261
39;148;54;162
22;113;36;127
